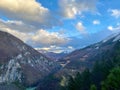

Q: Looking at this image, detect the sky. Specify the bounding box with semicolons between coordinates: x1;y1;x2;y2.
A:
0;0;120;53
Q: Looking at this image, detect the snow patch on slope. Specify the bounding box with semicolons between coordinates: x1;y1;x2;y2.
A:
102;33;119;43
113;34;120;42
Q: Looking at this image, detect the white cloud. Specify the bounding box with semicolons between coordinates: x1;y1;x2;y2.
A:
108;25;120;31
0;0;60;28
31;29;70;46
76;22;87;34
93;20;100;25
59;0;98;18
0;19;69;47
108;9;120;18
35;45;74;53
108;26;113;31
0;27;31;42
68;46;73;49
0;19;32;42
0;23;70;53
0;19;36;33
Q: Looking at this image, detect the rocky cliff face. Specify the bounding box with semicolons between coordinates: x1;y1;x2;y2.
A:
0;31;60;86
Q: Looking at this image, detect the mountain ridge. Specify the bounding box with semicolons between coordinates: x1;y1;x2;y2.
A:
56;32;120;76
0;30;60;87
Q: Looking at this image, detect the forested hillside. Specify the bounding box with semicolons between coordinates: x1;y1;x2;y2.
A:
62;41;120;90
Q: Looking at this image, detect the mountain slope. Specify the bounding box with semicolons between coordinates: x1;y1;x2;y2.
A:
58;32;120;75
36;32;120;90
0;31;60;86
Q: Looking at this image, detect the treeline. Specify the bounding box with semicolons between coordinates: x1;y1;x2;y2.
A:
61;41;120;90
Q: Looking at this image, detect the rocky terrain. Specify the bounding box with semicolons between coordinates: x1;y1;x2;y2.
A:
0;31;60;87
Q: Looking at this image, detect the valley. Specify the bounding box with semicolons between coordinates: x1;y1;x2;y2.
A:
1;31;120;90
0;0;120;90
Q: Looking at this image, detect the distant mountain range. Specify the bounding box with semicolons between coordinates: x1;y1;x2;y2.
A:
0;31;60;89
38;50;68;61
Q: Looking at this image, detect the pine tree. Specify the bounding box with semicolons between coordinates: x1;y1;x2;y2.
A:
81;69;91;90
74;72;82;90
67;76;75;90
102;67;120;90
90;84;97;90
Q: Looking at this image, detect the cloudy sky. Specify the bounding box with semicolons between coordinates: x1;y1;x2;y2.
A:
0;0;120;53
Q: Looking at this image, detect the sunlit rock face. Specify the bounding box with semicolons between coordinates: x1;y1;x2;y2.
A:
0;31;60;86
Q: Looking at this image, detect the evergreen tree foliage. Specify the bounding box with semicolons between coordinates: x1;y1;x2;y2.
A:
62;41;120;90
90;84;97;90
102;67;120;90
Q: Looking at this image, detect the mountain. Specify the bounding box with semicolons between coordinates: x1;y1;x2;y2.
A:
57;32;120;76
38;50;68;61
36;32;120;90
0;31;60;87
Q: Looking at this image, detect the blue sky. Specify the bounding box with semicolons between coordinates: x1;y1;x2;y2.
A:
0;0;120;53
